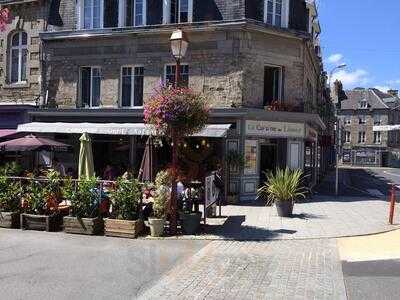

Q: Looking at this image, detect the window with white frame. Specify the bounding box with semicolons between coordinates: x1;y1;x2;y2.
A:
82;0;102;29
126;0;147;26
121;66;144;107
9;31;28;84
345;131;351;143
358;131;366;143
80;67;102;107
264;0;288;27
358;115;366;124
163;0;193;24
165;64;189;87
263;65;282;106
79;0;147;29
374;131;382;144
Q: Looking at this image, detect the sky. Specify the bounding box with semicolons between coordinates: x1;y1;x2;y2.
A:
318;0;400;92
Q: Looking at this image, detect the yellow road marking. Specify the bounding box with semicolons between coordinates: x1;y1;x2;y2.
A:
337;230;400;262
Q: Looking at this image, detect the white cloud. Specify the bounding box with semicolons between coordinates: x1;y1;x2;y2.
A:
327;53;344;64
330;69;370;88
387;79;400;86
374;86;391;93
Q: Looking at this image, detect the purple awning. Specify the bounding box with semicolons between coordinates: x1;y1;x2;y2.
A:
0;134;70;152
0;129;17;139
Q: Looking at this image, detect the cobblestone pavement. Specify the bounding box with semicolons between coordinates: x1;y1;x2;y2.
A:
138;239;346;300
162;196;398;241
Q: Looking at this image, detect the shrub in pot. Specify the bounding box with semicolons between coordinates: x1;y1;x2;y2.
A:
63;177;104;235
21;173;62;232
148;170;169;237
0;176;22;228
105;177;143;239
257;168;305;217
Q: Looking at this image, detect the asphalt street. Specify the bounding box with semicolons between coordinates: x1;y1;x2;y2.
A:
0;229;208;299
316;167;400;197
342;259;400;300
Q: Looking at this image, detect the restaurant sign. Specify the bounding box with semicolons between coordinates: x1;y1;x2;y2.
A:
246;120;305;138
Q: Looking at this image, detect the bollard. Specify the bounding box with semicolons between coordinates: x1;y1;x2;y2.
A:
389;185;396;225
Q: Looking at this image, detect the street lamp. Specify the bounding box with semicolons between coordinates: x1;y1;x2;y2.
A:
169;29;189;235
170;29;189;87
329;63;347;197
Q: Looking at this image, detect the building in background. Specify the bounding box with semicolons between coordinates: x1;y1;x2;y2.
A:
338;87;400;167
1;0;332;201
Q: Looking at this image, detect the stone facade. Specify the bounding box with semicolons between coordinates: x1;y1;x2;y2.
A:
339;88;400;167
0;1;47;105
42;26;320;111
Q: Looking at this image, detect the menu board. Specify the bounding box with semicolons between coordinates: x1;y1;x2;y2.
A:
244;140;257;175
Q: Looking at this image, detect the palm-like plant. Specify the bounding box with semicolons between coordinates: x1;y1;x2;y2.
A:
257;168;306;206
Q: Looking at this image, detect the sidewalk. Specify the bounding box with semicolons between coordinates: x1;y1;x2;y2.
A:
138;239;347;299
157;194;399;241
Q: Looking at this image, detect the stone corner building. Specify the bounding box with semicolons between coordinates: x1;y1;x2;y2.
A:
0;0;333;201
338;86;400;167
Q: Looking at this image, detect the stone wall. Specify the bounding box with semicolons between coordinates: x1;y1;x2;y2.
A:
0;1;47;104
44;28;320;110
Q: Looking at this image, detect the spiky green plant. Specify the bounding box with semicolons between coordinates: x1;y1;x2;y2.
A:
257;168;306;205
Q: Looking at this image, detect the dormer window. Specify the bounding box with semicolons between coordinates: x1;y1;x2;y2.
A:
359;100;368;109
264;0;289;27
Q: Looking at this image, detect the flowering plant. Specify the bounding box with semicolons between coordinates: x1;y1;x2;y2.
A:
0;8;11;32
144;86;209;138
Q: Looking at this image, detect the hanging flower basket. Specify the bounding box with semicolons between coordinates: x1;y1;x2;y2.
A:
0;8;11;32
144;86;210;138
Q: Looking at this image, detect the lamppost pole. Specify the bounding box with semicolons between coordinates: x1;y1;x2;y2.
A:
169;29;189;235
329;63;347;196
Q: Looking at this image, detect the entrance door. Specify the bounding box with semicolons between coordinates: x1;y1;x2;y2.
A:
260;144;277;184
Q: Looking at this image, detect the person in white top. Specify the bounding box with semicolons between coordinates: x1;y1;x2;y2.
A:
53;157;66;177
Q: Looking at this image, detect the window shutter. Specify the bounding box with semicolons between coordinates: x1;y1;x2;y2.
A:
289;0;308;31
245;0;263;22
147;0;163;25
48;0;63;26
193;0;222;22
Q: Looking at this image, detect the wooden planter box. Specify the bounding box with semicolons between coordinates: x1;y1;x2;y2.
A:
105;218;144;239
0;212;20;229
64;216;104;235
20;213;62;232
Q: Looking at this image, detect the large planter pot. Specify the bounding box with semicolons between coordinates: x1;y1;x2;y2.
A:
0;212;20;229
21;213;62;232
148;218;165;237
275;201;294;217
180;212;202;235
64;216;104;235
105;218;144;239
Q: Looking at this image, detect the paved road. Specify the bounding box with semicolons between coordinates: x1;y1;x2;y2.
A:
0;229;208;299
338;230;400;300
316;167;400;198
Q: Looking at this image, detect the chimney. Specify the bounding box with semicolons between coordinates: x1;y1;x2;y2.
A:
388;89;399;97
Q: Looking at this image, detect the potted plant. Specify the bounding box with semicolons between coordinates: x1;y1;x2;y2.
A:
105;177;143;239
148;170;169;237
257;168;305;217
21;172;63;232
225;150;245;205
0;176;21;228
63;177;104;235
179;187;202;235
